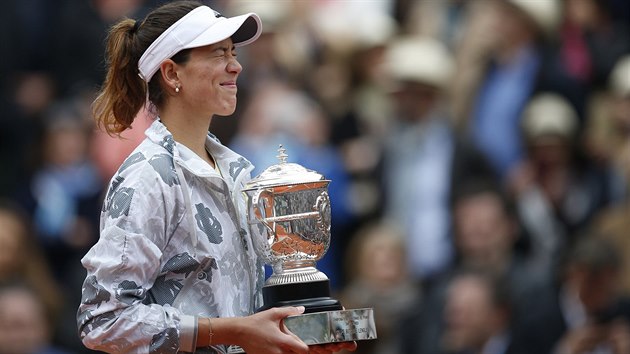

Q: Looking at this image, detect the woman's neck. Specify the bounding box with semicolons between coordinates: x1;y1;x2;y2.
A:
159;105;215;167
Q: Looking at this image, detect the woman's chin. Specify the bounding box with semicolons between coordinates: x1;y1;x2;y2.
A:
215;109;236;117
214;101;237;117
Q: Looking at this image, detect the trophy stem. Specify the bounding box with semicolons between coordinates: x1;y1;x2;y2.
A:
279;259;317;271
268;261;329;286
259;279;343;313
260;260;342;314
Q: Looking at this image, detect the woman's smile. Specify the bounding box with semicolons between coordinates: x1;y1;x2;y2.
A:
220;80;237;91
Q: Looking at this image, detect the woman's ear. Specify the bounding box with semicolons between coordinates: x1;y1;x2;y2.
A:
159;59;180;93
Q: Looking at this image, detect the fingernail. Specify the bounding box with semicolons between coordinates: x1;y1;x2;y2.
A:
297;306;305;312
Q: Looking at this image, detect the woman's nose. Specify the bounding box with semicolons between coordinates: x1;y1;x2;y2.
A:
227;56;242;74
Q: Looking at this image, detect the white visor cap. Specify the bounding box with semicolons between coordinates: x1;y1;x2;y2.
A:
138;6;262;82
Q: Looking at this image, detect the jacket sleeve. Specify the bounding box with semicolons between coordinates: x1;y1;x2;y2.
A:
77;157;197;353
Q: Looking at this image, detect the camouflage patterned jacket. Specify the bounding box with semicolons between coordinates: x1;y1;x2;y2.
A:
77;120;265;353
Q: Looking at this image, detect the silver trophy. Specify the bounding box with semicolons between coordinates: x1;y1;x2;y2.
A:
242;146;376;345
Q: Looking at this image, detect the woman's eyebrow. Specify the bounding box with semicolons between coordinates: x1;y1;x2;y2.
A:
214;45;236;52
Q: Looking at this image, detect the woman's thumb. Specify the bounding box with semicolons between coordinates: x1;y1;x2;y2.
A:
282;306;305;317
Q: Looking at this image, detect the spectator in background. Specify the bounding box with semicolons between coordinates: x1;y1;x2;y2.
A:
448;0;503;130
0;201;64;351
10;99;102;352
511;93;612;275
14;100;102;281
586;55;630;201
51;0;152;96
607;55;630;194
309;5;396;139
590;55;630;296
0;72;57;198
339;220;420;354
0;282;70;354
306;7;399;262
0;200;62;313
517;236;630;354
400;179;544;354
382;35;494;280
538;0;630;121
403;0;472;51
462;0;561;179
327;10;396;227
449;179;549;309
440;269;525;354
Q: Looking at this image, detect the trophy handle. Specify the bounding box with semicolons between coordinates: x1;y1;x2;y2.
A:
315;191;331;233
252;188;274;233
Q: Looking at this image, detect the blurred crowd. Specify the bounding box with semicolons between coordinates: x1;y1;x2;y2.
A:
0;0;629;353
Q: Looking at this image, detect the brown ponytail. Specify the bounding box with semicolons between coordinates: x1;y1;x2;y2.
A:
92;1;202;135
93;18;145;135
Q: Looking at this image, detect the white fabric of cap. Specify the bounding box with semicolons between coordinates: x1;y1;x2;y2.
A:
138;6;262;82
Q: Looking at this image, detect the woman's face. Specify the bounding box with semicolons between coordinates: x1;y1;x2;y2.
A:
176;38;242;117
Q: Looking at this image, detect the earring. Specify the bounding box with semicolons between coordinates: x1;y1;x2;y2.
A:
175;85;180;93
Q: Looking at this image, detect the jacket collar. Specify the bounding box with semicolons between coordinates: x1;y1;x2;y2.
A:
145;119;254;183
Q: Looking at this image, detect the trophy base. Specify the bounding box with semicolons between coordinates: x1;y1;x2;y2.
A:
284;308;377;344
227;308;377;353
258;279;343;313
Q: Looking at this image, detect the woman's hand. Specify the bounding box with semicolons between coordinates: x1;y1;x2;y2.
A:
237;306;310;354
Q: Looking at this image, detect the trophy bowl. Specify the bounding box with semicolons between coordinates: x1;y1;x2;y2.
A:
243;146;332;287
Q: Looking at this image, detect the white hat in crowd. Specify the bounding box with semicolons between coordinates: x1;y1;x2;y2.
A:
227;0;288;33
385;36;454;90
522;93;578;141
610;55;630;97
311;6;397;52
507;0;561;35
